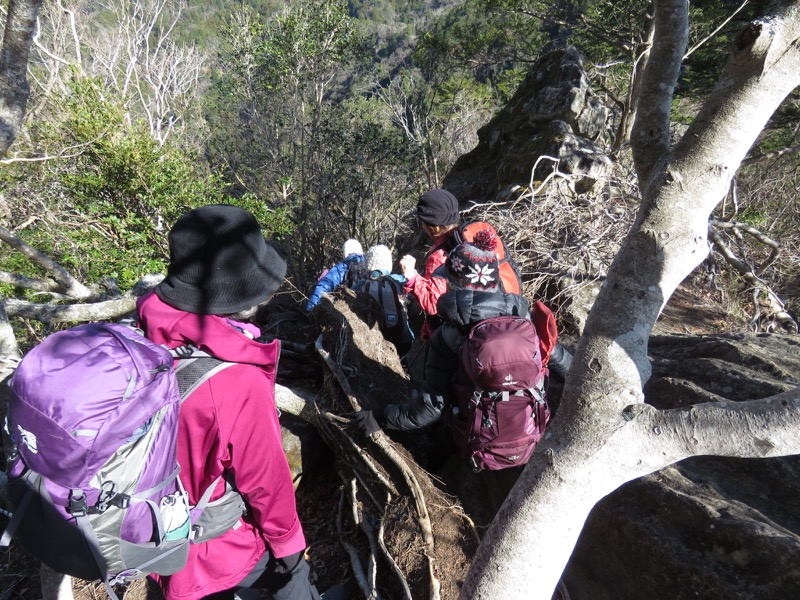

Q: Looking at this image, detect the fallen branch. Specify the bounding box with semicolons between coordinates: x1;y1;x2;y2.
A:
337;488;372;599
0;225;95;300
708;224;797;333
1;274;164;323
344;476;380;600
315;334;441;600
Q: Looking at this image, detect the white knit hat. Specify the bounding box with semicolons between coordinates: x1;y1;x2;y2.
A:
365;244;393;273
342;239;363;257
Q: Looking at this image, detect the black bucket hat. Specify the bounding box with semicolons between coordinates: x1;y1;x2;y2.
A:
156;205;287;315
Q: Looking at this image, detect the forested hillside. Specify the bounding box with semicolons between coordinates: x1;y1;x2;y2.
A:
2;0;797;335
2;1;800;599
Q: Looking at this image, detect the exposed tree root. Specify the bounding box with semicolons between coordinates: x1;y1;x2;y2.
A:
709;221;798;333
315;333;441;600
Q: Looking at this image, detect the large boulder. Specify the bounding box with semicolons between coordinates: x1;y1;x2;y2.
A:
443;46;612;202
564;332;800;599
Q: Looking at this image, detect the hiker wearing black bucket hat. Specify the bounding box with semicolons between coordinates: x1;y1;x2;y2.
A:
137;205;345;600
156;204;287;315
400;188;462;340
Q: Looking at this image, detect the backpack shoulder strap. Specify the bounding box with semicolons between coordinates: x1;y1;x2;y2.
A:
170;347;239;401
168;348;246;539
0;470;36;547
380;278;402;321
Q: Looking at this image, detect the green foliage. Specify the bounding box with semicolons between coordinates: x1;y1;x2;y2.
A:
737;206;767;228
416;0;546;88
310;96;423;242
677;1;756;98
204;0;412;282
1;76;291;294
254;0;359;89
175;0;284;47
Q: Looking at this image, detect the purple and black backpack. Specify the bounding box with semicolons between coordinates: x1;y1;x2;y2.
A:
1;323;244;597
448;316;552;471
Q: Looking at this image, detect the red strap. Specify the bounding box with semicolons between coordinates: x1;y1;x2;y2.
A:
532;300;558;366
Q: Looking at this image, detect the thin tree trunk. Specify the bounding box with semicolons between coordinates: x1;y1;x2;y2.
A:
0;0;43;156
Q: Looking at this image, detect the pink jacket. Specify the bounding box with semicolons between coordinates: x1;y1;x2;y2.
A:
136;292;307;600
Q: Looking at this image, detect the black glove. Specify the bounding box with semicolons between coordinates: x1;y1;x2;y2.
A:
355;408;383;436
548;341;573;380
269;549;314;599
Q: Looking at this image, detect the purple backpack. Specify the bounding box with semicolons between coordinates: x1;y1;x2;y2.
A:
1;323;244;597
448;316;551;471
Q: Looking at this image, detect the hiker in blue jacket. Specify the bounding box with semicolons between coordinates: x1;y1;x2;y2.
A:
353;244;414;360
306;239;366;311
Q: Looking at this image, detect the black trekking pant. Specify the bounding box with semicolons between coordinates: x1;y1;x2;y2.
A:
202;550;320;600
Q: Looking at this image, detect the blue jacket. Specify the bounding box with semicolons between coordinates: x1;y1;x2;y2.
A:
306;254;365;311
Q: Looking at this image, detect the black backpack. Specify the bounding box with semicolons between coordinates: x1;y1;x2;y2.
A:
345;258;368;289
361;273;413;347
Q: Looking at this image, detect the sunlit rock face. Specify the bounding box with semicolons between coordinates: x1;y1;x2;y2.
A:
443;45;612;203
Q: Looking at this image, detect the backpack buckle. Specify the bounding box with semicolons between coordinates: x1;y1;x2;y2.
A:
92;481;117;513
173;345;195;358
68;491;88;517
110;494;131;509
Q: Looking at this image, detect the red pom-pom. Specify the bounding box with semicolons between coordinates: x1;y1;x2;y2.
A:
472;229;498;252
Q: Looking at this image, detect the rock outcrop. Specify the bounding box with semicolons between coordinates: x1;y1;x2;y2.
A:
563;333;800;599
443;45;613;203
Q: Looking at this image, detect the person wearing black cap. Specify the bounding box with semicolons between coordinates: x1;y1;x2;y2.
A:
358;229;523;433
400;188;461;340
136;205;344;600
357;229;572;435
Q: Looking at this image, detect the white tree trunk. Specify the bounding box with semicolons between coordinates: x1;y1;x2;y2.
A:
460;1;800;597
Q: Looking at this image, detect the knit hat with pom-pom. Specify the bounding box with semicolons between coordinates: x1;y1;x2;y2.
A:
433;229;500;292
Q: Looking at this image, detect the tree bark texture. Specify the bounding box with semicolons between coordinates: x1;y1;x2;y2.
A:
0;0;42;156
460;2;800;598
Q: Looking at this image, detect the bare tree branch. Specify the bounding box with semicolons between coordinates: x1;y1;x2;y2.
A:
651;387;800;459
741;143;800;167
684;0;749;59
0;223;96;299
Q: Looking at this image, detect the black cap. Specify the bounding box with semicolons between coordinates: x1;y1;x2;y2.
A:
416;188;460;226
156;205;287;315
